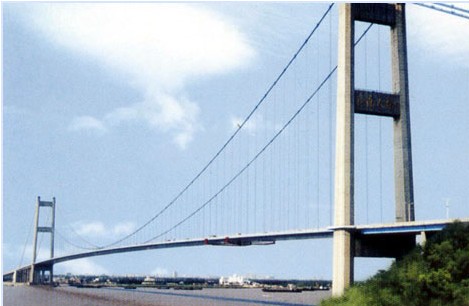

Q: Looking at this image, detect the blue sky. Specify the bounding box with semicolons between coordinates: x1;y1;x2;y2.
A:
3;2;469;281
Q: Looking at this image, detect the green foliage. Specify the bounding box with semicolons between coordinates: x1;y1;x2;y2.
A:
320;222;469;306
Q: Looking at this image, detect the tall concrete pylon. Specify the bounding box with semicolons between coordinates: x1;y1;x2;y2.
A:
30;196;56;285
332;3;414;296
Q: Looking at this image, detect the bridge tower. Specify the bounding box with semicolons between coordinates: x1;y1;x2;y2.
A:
29;196;56;285
333;3;414;296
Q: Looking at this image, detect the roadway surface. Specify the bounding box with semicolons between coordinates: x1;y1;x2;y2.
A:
5;218;469;278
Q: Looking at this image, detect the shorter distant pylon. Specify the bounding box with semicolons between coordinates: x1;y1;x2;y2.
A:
30;196;56;285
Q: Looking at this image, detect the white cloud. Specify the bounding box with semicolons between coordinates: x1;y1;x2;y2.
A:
112;222;136;236
408;4;469;68
75;221;107;236
73;221;136;238
231;116;257;136
230;114;277;136
105;91;200;149
69;116;107;135
58;258;109;275
26;3;255;148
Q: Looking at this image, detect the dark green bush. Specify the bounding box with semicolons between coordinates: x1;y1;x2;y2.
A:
321;222;469;306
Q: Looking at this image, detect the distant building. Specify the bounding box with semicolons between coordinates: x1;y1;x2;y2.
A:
219;274;251;286
142;276;156;285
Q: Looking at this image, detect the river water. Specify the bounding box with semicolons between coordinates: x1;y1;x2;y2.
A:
4;285;331;306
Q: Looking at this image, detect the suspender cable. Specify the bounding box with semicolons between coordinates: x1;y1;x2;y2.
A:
364;31;369;224
18;211;36;268
316;41;321;228
142;23;375;245
95;4;335;249
328;8;334;226
378;26;383;222
144;64;338;243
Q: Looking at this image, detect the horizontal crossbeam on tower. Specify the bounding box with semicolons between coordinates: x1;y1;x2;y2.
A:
352;3;396;26
39;201;54;207
37;227;53;233
354;90;400;118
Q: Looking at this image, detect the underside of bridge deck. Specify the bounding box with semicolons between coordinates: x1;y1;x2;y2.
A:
354;232;416;259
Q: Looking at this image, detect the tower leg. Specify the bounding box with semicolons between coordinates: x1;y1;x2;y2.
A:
392;4;414;222
332;230;353;296
332;3;355;296
30;197;40;284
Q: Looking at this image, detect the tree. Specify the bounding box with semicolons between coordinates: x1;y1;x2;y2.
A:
321;222;469;306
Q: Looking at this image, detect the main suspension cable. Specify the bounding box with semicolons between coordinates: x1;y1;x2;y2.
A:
97;3;336;249
144;22;375;243
414;3;469;20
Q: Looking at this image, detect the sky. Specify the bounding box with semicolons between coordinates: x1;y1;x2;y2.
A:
2;2;469;281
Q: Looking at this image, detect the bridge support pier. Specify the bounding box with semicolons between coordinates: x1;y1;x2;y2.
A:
28;264;54;285
333;3;414;296
16;268;30;283
332;230;354;294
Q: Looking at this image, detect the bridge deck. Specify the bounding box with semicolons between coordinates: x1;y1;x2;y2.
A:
5;218;468;277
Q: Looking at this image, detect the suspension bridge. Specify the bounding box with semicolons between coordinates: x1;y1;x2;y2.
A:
4;3;469;297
